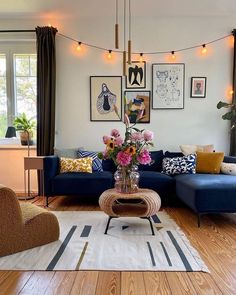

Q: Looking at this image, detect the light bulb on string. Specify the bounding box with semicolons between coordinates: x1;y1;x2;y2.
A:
139;53;143;62
171;51;176;60
229;89;234;96
201;44;207;55
107;50;112;60
76;42;82;51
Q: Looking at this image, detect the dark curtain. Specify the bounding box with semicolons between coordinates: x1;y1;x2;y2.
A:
36;26;57;195
36;26;57;156
230;29;236;156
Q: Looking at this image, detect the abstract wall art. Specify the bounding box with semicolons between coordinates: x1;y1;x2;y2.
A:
126;61;146;89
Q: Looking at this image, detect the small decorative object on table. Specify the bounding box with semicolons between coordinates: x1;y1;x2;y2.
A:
98;114;154;193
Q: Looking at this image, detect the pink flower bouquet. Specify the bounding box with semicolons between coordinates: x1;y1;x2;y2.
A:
98;115;154;168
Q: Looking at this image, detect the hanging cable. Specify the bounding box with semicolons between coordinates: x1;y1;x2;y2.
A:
127;0;132;64
123;0;127;75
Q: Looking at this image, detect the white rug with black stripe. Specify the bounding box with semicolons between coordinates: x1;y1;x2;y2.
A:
0;211;209;272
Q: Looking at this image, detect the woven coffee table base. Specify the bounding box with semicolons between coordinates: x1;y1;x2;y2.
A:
99;188;161;235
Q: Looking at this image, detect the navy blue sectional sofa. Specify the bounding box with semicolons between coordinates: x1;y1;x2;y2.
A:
43;150;236;226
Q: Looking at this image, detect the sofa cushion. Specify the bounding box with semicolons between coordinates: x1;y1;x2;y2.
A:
196;151;224;174
102;159;116;172
180;144;214;155
175;174;236;213
139;171;176;201
139;150;164;172
60;157;93;173
164;151;184;158
52;171;113;196
221;162;236;176
54;147;83;159
162;154;196;175
77;149;103;172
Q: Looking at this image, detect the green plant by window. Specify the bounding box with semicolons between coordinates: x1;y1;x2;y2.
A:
13;112;36;132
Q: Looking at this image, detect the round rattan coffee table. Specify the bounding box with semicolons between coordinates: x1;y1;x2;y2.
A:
99;188;161;235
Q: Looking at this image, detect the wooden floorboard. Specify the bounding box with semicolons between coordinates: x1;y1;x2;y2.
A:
0;196;235;294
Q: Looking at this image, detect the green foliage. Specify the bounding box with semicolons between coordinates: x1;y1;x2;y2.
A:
217;100;236;129
13;112;36;132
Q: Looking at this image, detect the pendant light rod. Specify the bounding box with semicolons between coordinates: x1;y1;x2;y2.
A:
115;0;119;49
127;0;132;64
123;0;127;76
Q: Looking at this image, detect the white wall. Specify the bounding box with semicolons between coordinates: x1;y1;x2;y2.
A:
0;14;234;154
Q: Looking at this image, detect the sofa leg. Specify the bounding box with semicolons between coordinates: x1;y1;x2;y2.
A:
197;214;201;228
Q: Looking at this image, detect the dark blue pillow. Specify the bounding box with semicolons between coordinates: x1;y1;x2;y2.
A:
77;150;103;172
139;150;164;172
102;159;116;172
164;151;184;158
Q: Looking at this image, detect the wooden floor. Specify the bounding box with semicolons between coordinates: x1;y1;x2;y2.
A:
0;196;236;295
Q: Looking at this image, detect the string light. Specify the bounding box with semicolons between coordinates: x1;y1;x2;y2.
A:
107;50;112;59
57;32;232;60
76;42;82;51
201;44;207;54
171;51;176;60
139;53;143;62
229;89;234;96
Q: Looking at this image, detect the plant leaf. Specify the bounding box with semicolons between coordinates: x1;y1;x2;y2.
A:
222;111;234;120
217;101;231;109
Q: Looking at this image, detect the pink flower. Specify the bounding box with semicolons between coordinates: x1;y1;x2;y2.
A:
102;150;108;159
137;149;152;165
114;136;124;147
131;132;143;142
103;135;111;144
143;130;154;142
111;129;120;138
116;151;132;166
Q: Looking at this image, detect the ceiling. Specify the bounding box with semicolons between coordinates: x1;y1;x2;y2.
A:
0;0;236;19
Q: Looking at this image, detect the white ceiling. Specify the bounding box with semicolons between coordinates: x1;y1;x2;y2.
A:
0;0;236;19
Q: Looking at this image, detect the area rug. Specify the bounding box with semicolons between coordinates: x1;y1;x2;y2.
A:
0;211;209;272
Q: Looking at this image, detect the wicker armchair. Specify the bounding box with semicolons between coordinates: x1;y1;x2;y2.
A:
0;185;59;257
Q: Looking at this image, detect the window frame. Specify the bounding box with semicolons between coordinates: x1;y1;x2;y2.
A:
0;42;36;136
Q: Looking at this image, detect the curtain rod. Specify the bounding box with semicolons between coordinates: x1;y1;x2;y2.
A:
0;30;35;33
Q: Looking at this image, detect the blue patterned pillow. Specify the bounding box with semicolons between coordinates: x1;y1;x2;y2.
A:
162;154;196;175
77;150;103;172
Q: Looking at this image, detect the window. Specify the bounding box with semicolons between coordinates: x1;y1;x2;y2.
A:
0;43;36;138
0;55;7;137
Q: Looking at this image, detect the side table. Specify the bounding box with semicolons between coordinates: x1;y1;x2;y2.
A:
99;188;161;235
21;156;45;201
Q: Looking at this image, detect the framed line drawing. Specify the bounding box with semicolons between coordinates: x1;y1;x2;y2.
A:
124;90;151;123
152;63;185;109
126;61;146;89
90;76;122;121
190;77;207;98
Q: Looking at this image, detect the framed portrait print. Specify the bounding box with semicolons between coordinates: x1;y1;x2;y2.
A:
124;90;150;123
126;61;146;89
152;63;185;109
190;77;207;98
90;76;122;121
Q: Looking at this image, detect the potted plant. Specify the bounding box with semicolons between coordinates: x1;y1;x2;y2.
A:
13;113;36;145
217;101;236;129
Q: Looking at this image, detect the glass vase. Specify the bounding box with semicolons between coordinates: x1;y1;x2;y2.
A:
114;165;140;194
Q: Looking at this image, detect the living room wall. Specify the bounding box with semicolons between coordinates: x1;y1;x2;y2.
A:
0;13;234;154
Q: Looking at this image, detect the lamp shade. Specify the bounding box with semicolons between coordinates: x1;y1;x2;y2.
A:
5;126;16;138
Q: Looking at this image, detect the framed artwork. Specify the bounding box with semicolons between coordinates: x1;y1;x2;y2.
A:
90;76;122;121
124;90;151;123
152;63;185;109
190;77;207;98
126;61;146;89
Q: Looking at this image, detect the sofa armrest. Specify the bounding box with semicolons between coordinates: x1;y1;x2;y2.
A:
223;156;236;164
43;156;60;196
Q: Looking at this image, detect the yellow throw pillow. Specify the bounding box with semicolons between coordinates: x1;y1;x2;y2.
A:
196;152;224;174
60;157;93;173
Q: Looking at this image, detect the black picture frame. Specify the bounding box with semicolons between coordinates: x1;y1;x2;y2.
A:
152;63;185;109
90;76;122;121
124;90;151;123
190;77;207;98
126;61;146;89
